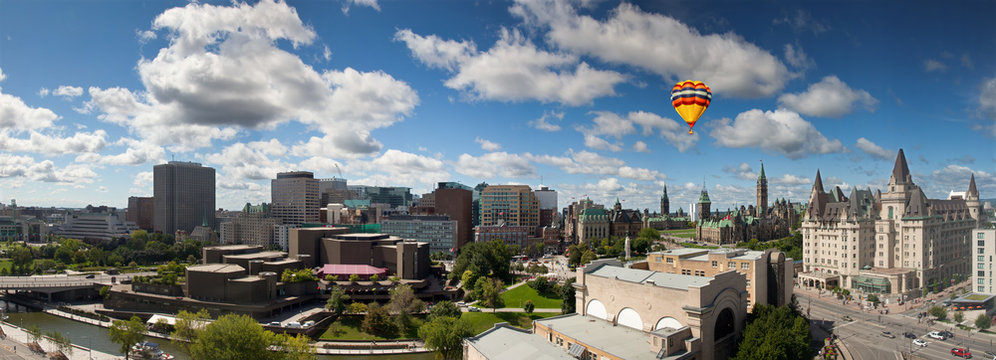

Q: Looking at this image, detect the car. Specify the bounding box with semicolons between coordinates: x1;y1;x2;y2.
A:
880;331;896;339
85;274;95;279
985;351;996;358
468;306;481;312
286;322;302;328
941;330;955;339
456;301;465;306
267;321;281;326
928;331;946;340
841;315;853;321
913;339;928;347
951;347;972;358
903;332;918;339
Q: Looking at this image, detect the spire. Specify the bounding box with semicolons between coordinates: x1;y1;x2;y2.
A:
662;185;668;197
758;161;767;181
891;148;911;183
968;173;979;198
813;169;824;193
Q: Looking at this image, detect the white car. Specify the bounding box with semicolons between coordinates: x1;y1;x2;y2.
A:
927;331;945;340
913;338;927;347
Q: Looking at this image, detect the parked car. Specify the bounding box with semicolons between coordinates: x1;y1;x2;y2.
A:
468;306;481;312
951;347;972;358
841;315;853;321
940;330;955;339
85;274;96;279
913;339;927;347
268;321;281;326
286;322;302;328
928;331;946;340
880;331;896;339
903;332;918;339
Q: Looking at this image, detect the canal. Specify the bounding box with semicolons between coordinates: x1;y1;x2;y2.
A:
0;300;433;360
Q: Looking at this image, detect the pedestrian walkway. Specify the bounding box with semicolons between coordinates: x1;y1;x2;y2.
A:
0;322;118;360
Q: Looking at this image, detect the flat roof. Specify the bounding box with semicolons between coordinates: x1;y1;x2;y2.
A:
263;259;301;265
586;264;711;290
204;244;261;251
465;324;574;360
229;276;266;283
535;314;658;359
223;251;286;260
651;248;708;256
318;264;388;275
187;263;245;273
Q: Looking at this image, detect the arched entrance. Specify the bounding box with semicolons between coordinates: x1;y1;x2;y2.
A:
586;299;607;320
714;308;735;340
616;308;642;330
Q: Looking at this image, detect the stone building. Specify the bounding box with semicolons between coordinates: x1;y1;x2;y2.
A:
799;149;982;295
695;164;800;245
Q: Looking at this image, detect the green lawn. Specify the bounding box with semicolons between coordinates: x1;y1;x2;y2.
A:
663;229;696;238
461;312;558;334
0;260;10;273
500;284;563;309
318;315;422;340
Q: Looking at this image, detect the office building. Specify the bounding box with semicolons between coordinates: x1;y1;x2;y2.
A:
271;171;320;225
289;228;430;280
974;229;996;294
433;183;473;249
480;185;539;228
382;215;458;253
126;196;154;230
153;161;216;234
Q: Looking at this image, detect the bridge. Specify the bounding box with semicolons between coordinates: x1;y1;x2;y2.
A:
0;273;155;302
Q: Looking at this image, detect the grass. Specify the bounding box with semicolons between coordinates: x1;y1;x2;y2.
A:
963;294;990;301
318;315;422;341
681;243;719;249
461;312;559;334
662;229;696;238
0;260;10;273
500;284;563;309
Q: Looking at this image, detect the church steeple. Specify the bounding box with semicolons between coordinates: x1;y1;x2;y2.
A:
660;185;670;215
757;161;768;215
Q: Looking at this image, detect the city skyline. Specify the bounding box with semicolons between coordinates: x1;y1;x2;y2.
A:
0;0;993;212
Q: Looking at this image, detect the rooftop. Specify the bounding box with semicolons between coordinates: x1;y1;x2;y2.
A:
187;263;246;274
536;314;659;359
223;251;286;260
465;323;574;360
204;244;262;251
585;263;712;290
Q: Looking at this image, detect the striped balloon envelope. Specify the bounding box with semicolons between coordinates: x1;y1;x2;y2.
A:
670;80;711;134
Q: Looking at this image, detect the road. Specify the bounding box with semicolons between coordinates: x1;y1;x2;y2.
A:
799;290;996;359
0;273;153;290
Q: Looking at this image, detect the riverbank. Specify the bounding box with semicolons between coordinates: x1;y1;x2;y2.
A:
0;321;118;360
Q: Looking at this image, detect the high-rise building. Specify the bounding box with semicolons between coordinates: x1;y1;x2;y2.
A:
319;177;348;206
126;196;154;230
534;186;558;210
472;182;488;227
433;184;472;250
382;215;458;253
271;171;320;225
480;185;539;228
974;229;996;294
800;149;982;294
154;161;216;234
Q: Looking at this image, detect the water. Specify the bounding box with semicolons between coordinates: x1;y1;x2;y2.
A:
0;300;434;360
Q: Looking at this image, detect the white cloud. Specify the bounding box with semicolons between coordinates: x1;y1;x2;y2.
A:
53;85;83;99
582;134;622;152
511;1;791;98
0;70;60;131
475;137;502;151
777;76;877;118
710;109;846;159
924;59;948;72
632;141;649;153
0;153;97;185
773;10;829;35
722;162;756;180
529;111;563;131
579;111;697;152
87;0;417;153
0;130;108;155
980;75;996;136
137;29;157;42
784;44;814;72
350;149;449;186
773;174;811;185
530;149;664;181
931;165;993;195
130;171;154;195
455;152;536;179
202;141;294;181
396;27;625;106
854;137;892;160
75;138;165;166
341;0;380;14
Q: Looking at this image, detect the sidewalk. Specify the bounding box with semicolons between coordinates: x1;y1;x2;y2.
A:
0;322;119;360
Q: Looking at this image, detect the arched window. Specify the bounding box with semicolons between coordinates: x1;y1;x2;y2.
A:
586;299;607;320
617;308;642;330
655;317;682;331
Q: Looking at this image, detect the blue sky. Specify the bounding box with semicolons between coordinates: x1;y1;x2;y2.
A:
0;0;994;213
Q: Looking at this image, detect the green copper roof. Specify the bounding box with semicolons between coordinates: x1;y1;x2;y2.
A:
698;190;711;204
759;162;766;181
580;208;608;216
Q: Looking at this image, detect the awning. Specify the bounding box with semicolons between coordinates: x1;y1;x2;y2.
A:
568;343;586;358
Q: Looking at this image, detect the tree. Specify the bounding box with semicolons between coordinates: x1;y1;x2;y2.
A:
324;274;337;282
561;278;576;314
279;333;316;360
580;250;597;265
46;331;72;356
480;277;504;312
326;285;350;316
637;227;661;241
528;276;551;294
567;244;583;268
450;240;513;283
99;285;110;299
524;300;535;314
866;294;880;307
732;305;811;360
26;324;42;344
369;274;380;282
348;302;368;314
929;305;948;321
954;311;965;323
108;316;146;360
191;314;283;360
349;274;360;283
428;301;461;320
389;284;426;333
419;316;474;360
361;303;397;338
976;313;991;330
172;308;210;355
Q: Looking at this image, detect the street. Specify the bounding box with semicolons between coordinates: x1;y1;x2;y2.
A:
799;290;996;359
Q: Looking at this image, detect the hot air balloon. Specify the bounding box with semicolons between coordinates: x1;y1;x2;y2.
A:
671;80;711;134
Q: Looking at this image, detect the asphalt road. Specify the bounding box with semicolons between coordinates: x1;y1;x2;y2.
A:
800;291;996;359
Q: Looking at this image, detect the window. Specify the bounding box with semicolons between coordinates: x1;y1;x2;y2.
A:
980;278;985;285
666;257;673;264
745;279;750;286
712;261;718;268
979;256;986;262
979;240;985;247
728;261;735;269
980;232;986;240
981;248;986;254
979;271;985;277
741;263;750;270
979;286;985;292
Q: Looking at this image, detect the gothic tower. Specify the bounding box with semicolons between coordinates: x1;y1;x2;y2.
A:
660;185;670;216
757;162;768;216
697;185;711;221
